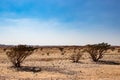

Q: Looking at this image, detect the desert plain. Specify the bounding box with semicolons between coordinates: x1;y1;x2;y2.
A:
0;46;120;80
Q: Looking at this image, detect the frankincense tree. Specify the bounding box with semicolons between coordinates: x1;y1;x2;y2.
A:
5;45;37;68
85;43;111;62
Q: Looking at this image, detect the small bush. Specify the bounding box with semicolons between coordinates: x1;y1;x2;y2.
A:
70;52;83;63
110;47;115;51
47;52;49;56
85;43;111;62
118;49;120;53
59;47;64;55
70;48;83;63
5;45;37;68
40;48;43;51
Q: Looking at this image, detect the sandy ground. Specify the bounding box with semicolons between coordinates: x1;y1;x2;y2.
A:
0;47;120;80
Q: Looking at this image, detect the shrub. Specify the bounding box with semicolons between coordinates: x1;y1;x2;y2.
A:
85;43;110;62
110;47;115;51
59;47;64;55
118;49;120;53
70;48;83;63
40;48;43;51
5;45;37;68
70;53;83;63
47;52;49;56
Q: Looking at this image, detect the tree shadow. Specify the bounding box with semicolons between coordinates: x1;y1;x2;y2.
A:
11;66;76;75
16;66;41;73
97;60;120;65
71;61;84;64
40;66;77;75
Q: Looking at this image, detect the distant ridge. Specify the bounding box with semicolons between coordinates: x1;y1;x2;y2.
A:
0;44;14;48
0;44;120;48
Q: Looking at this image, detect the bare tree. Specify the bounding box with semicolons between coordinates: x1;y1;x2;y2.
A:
85;43;111;62
5;45;37;68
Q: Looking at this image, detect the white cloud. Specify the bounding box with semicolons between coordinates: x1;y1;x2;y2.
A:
0;18;81;45
0;18;120;45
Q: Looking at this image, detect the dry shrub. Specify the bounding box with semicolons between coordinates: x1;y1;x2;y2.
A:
5;45;37;68
70;52;83;63
118;49;120;53
85;43;111;62
70;48;83;63
59;47;64;55
47;52;50;56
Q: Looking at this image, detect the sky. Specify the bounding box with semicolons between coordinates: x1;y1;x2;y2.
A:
0;0;120;45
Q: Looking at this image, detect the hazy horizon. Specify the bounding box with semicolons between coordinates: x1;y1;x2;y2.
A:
0;0;120;45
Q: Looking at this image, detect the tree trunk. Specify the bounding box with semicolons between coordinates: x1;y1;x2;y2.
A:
14;62;21;68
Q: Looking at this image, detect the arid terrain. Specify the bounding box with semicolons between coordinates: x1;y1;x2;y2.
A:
0;46;120;80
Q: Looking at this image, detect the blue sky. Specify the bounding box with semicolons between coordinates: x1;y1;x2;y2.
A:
0;0;120;45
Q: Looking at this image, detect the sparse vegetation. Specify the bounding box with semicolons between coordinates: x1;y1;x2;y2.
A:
85;43;111;62
47;52;50;56
59;47;64;55
110;47;115;51
0;44;120;80
70;52;83;63
5;45;37;68
40;48;43;51
118;49;120;53
70;48;83;63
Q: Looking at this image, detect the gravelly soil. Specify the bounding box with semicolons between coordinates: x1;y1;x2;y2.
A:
0;47;120;80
